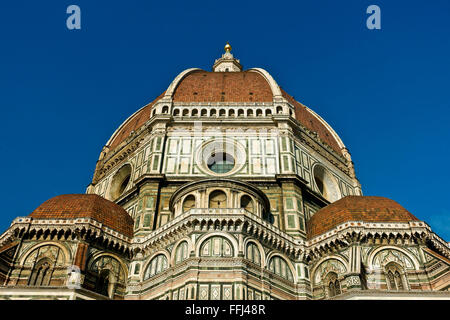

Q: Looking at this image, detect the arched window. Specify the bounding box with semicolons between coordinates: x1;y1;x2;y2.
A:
268;256;294;281
182;194;196;213
144;254;168;280
201;109;207;116
28;259;52;287
247;109;254;117
210;109;217;116
219;109;226;116
265;109;272;116
325;272;341;298
162;106;169;114
175;241;189;264
238;109;244;117
256;109;263;117
240;195;254;213
229;109;235;117
173;109;180;116
246;242;261;266
313;165;341;202
191;109;198;117
25;245;65;287
209;190;227;208
385;263;406;291
95;269;111;297
109;164;131;200
276;106;283;114
88;255;126;299
200;236;233;257
328;281;336;297
182;109;189;116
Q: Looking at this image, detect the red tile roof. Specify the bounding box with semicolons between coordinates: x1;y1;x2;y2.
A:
307;196;419;239
30;194;134;238
109;91;165;149
281;89;342;155
108;70;343;157
173;71;273;102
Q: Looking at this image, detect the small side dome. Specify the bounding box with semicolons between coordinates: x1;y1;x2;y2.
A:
307;196;419;239
30;194;134;238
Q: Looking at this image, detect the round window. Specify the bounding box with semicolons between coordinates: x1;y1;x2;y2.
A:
207;153;235;174
313;165;341;202
109;164;132;200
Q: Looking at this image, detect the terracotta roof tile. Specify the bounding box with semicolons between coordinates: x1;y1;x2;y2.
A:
281;88;342;155
307;196;419;239
30;194;134;238
109;91;166;149
173;71;273;102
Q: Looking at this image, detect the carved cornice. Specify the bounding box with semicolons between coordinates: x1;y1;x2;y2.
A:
132;208;306;259
5;217;132;252
305;220;449;262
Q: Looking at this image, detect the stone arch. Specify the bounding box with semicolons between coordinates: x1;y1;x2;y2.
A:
240;194;254;213
243;238;265;268
20;242;71;266
266;252;296;282
195;232;238;258
384;261;408;291
170;237;194;266
276;106;283;114
311;256;348;285
142;251;170;281
368;246;420;271
86;253;127;298
181;193;197;214
208;189;228;208
86;252;128;279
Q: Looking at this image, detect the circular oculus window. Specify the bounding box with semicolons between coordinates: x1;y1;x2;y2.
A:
195;139;246;177
313;164;341;202
207;152;235;174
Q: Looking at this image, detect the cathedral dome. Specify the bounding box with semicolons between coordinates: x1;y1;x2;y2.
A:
30;194;134;237
172;70;273;103
105;46;346;157
307;196;419;239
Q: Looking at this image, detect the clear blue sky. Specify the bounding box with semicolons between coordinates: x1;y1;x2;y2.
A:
0;0;449;240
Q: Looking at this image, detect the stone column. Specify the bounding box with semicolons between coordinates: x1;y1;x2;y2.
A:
344;244;363;291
